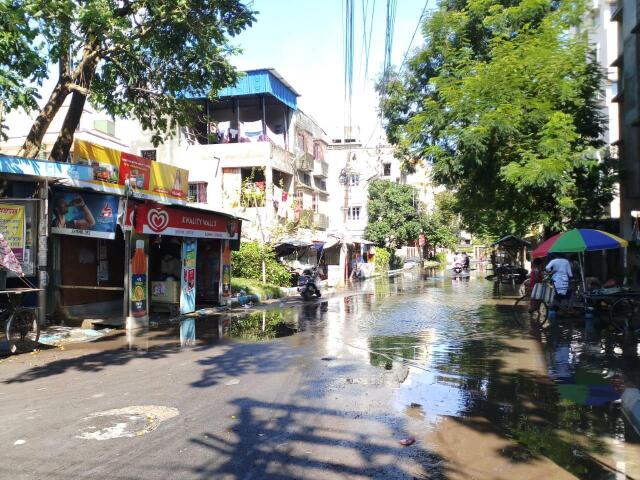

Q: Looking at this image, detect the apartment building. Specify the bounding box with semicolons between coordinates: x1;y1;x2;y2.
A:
120;69;330;242
610;0;640;238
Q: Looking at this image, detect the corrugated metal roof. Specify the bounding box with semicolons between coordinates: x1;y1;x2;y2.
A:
216;68;299;110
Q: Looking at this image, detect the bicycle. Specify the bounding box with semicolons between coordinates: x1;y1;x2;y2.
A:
513;279;550;324
1;289;41;354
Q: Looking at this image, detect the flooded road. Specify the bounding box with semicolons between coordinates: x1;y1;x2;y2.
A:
1;270;640;479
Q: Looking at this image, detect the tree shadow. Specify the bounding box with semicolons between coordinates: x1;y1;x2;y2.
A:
189;397;453;479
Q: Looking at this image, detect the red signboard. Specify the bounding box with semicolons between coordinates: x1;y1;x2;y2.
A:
134;203;239;240
119;152;151;190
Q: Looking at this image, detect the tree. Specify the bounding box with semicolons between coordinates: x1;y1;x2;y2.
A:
1;0;255;161
0;2;48;140
365;180;425;249
379;0;614;237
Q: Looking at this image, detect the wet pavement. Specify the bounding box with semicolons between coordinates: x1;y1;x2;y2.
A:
1;270;640;479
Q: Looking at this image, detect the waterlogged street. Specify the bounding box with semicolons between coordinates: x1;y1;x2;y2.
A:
1;270;640;479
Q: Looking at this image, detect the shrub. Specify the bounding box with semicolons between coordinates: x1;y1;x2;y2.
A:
231;241;292;287
374;247;391;273
434;252;448;265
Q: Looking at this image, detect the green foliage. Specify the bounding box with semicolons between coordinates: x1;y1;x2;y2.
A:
379;0;614;237
373;247;391;273
434;252;448;265
0;1;47;139
230;278;283;299
231;241;292;287
1;0;255;144
365;180;424;249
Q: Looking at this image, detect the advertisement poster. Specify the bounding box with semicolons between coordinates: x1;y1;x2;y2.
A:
51;190;120;239
72;140;189;202
222;240;231;297
0;203;25;262
180;239;197;314
130;237;148;318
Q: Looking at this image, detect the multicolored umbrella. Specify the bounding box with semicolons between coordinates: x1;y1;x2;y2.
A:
532;229;627;258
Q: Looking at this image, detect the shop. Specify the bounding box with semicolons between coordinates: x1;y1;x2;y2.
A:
0;156;96;325
48;187;126;324
44;140;241;330
131;202;240;324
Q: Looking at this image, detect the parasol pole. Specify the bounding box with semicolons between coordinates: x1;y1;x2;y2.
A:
623;247;628;286
579;251;586;292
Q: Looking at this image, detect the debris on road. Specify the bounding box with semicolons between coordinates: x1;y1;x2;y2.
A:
399;436;416;446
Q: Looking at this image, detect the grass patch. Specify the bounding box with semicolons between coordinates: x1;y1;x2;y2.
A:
231;278;283;299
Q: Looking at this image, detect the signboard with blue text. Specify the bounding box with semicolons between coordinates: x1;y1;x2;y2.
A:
51;190;120;239
180;239;197;314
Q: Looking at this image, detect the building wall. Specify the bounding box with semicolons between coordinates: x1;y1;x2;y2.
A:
326;141;438;240
615;0;639;238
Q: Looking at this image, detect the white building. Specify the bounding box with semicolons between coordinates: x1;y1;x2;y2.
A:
587;0;621;218
326;132;441;262
0;100;130;157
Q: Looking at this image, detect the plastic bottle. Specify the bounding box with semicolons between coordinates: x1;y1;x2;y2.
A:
131;240;147;317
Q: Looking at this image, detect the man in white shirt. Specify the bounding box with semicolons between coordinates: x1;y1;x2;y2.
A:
545;254;573;296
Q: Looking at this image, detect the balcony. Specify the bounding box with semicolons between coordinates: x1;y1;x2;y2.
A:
296;152;314;171
174;142;295;175
313;212;329;230
314;159;329;178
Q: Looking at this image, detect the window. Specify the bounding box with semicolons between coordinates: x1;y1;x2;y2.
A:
349;174;360;186
316;179;327;191
312;193;319;212
347;206;361;221
313;142;324;161
302;173;312;186
140;149;157;161
188;182;208;203
296;133;305;152
383;163;391;176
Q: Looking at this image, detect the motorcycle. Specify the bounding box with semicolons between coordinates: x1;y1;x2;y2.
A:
452;261;464;274
297;267;322;300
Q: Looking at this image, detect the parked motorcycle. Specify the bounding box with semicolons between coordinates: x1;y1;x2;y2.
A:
297;267;322;300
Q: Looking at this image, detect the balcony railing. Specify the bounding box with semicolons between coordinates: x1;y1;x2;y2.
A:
314;160;329;178
313;212;329;230
296;152;314;171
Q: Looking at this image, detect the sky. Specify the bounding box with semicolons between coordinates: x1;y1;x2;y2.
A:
231;0;430;145
13;0;430;145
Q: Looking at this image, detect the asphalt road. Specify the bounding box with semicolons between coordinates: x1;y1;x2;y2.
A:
1;272;638;479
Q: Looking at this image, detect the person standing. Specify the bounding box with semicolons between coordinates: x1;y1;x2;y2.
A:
545;253;573;313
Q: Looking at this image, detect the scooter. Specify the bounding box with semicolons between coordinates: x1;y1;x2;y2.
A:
297;267;322;300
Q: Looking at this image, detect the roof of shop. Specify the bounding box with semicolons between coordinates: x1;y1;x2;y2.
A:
214;69;299;110
492;235;531;248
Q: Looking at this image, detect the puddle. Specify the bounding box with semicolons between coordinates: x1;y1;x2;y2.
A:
342;271;640;478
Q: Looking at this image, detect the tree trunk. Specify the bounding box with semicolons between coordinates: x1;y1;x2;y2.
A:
48;89;89;163
18;79;70;158
49;55;98;163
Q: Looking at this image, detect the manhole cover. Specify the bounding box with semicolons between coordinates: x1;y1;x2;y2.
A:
76;405;179;440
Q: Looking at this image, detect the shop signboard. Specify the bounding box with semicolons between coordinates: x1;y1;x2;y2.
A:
0;203;25;262
180;239;197;314
135;204;240;240
0;155;93;181
51;190;120;239
71;140;188;203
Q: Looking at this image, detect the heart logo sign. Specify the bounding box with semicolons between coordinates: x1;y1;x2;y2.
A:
147;208;170;233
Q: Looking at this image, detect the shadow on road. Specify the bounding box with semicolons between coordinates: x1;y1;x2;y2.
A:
190;397;451;480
